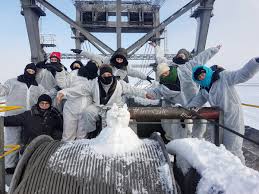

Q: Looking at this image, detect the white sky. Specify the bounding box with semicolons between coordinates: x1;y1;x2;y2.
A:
0;0;259;83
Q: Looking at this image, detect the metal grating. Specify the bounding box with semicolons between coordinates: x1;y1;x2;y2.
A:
11;136;176;194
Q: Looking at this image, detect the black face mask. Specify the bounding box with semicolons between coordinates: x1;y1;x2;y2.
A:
173;57;188;65
100;76;113;85
24;71;36;81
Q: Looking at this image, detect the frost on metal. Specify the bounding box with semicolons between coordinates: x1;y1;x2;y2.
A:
47;104;174;193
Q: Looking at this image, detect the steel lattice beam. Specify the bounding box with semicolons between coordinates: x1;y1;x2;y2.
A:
50;53;175;60
35;0;114;55
126;0;203;56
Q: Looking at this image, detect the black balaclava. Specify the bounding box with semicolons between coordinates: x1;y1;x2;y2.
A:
37;94;52;112
17;63;38;88
78;60;98;80
172;48;190;65
99;65;113;85
70;60;83;71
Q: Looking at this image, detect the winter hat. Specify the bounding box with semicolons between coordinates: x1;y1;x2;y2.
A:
156;63;170;77
37;94;52;106
192;65;213;88
70;60;83;70
176;48;190;59
99;65;113;76
24;63;37;72
50;52;61;61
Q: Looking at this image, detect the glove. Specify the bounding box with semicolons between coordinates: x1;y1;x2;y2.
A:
36;60;47;69
45;63;63;73
174;103;182;107
189;107;200;112
146;76;154;83
71;49;82;54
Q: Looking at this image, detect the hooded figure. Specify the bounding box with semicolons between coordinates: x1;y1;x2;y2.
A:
187;58;259;164
57;64;151;138
149;44;221;141
172;48;191;64
55;60;99;141
36;52;67;112
0;63;47;170
70;60;83;71
76;48;154;83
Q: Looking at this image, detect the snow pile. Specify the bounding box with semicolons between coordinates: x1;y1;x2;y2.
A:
166;138;259;194
89;104;143;155
132;96;160;106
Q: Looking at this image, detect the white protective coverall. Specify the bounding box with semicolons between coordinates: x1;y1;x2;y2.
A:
55;69;92;140
80;51;147;81
0;78;47;168
59;78;147;133
187;58;259;163
36;68;69;111
150;46;220;140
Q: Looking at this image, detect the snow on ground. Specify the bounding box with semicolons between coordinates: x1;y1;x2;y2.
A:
166;138;259;194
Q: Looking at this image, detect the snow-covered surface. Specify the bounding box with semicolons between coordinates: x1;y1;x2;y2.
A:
166;138;259;194
88;104;143;155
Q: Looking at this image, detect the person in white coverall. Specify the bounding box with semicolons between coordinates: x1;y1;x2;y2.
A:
0;63;48;173
36;52;67;111
57;65;153;138
188;57;259;164
72;48;154;83
55;60;99;141
149;43;221;141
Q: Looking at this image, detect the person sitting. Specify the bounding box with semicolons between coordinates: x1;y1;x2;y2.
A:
3;94;63;174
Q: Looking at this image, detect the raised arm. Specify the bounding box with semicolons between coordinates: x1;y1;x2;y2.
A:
187;46;221;69
81;50;110;66
127;67;148;80
120;80;147;98
224;57;259;86
153;44;170;64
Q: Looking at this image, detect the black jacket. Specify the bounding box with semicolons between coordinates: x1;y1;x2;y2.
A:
4;105;63;145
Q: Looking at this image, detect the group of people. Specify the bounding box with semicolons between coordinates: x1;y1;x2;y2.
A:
2;44;259;173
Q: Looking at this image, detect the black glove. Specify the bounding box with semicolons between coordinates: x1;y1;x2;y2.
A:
36;60;47;69
146;76;154;83
71;49;82;54
45;63;63;73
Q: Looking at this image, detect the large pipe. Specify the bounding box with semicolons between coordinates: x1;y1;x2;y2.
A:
128;107;220;121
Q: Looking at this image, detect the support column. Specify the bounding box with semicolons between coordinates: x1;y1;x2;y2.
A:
21;0;46;63
116;0;122;49
192;0;215;54
0;117;4;194
75;8;82;60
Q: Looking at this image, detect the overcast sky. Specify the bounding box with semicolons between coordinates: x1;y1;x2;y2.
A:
0;0;259;83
